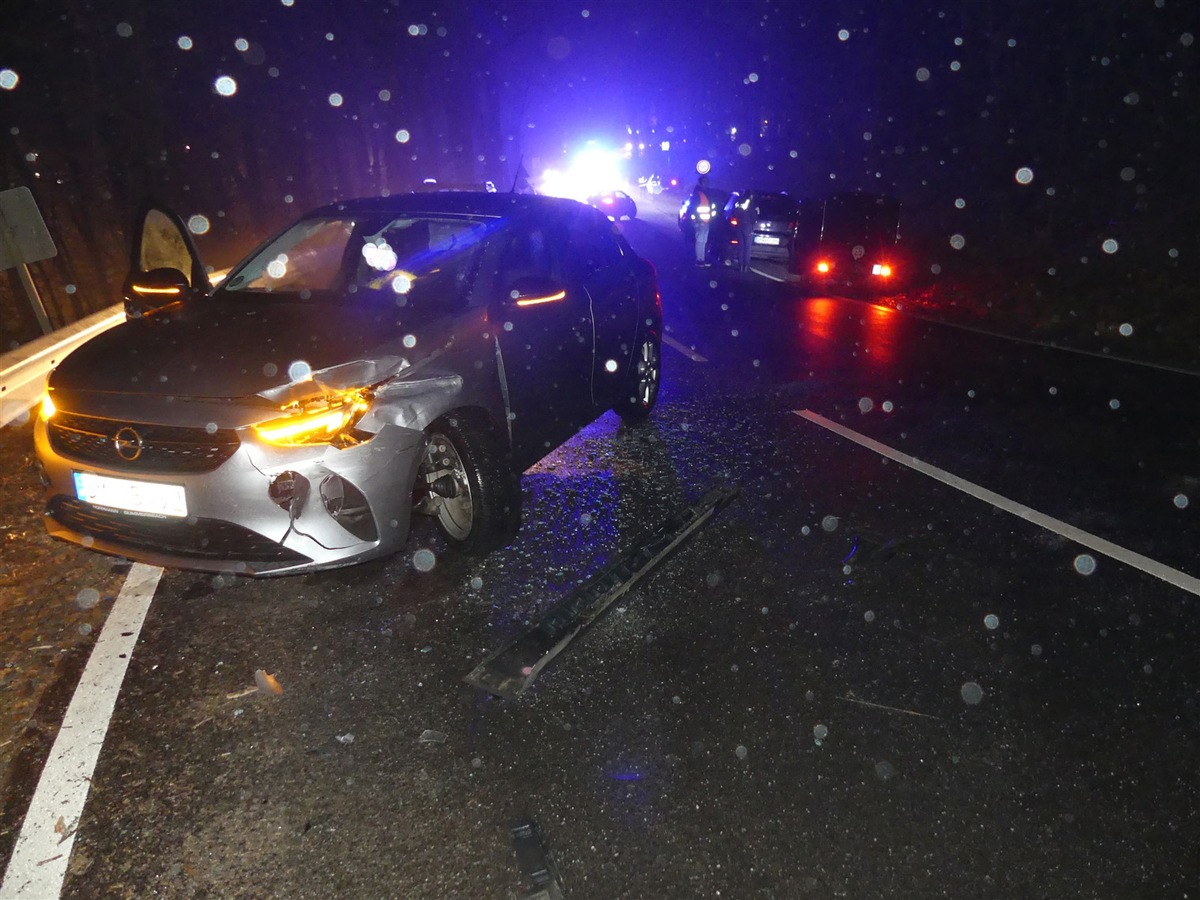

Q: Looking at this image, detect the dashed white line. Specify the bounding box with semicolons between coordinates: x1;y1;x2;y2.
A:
663;334;707;362
0;563;162;900
794;409;1200;598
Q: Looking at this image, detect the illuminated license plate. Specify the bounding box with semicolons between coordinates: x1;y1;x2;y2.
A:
754;234;781;245
74;472;187;518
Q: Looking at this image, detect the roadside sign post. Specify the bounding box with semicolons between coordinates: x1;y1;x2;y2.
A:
0;186;58;335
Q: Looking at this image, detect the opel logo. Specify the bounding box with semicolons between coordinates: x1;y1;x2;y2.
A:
852;244;866;260
113;426;144;461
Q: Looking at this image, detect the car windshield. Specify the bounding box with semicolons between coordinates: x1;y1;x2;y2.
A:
220;213;493;308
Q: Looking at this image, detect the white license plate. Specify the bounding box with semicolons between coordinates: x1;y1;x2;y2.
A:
754;234;781;245
74;472;188;518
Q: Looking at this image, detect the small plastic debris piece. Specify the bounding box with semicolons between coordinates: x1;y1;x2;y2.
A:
419;729;447;744
254;669;283;696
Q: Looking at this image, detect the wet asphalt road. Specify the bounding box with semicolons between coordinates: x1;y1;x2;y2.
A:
3;196;1199;898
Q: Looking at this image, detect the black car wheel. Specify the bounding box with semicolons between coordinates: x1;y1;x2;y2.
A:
614;332;661;421
417;412;520;555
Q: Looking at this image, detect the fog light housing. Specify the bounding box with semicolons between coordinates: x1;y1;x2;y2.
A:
269;470;309;513
320;474;377;542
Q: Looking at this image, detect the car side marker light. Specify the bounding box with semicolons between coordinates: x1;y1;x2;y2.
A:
515;290;566;308
131;285;182;295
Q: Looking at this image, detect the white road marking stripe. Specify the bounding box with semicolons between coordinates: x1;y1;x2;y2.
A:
0;563;162;900
663;334;707;362
794;409;1200;598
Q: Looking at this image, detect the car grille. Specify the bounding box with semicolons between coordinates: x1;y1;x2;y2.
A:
48;497;310;565
47;411;240;474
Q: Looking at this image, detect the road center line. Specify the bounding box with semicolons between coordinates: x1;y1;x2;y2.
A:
794;409;1200;598
662;334;707;363
1;563;162;900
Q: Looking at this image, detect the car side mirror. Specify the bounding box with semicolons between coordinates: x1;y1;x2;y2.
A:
504;275;567;308
123;267;197;319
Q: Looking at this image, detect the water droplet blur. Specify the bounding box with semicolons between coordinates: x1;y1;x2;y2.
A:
1118;323;1133;336
874;760;895;780
469;576;483;590
116;22;133;37
1014;167;1034;184
735;744;748;760
915;67;930;81
75;587;100;610
949;234;965;249
984;614;999;630
214;75;238;97
1101;238;1119;254
1031;644;1043;657
0;69;20;90
1073;554;1097;575
858;397;874;413
813;724;829;742
1173;493;1189;509
960;682;984;705
863;610;875;623
1108;399;1120;410
821;516;839;532
412;549;437;572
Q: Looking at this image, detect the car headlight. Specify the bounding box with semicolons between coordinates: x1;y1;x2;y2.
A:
253;388;372;447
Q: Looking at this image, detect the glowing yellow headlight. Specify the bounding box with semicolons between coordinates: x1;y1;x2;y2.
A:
40;394;57;420
253;390;370;446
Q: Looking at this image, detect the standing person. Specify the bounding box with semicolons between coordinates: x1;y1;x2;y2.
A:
688;174;714;266
735;195;758;272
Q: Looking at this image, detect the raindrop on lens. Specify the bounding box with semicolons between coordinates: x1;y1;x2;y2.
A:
1073;554;1097;575
403;334;417;348
813;724;829;743
1015;167;1034;184
1108;399;1120;410
1173;493;1189;509
1031;644;1043;656
412;549;436;572
821;515;839;532
469;576;483;590
735;745;748;760
75;588;100;610
863;610;875;623
960;682;984;705
984;614;999;630
1118;323;1133;336
874;760;895;780
858;397;874;413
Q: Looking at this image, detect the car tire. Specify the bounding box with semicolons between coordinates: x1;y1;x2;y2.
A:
614;331;661;421
417;412;521;555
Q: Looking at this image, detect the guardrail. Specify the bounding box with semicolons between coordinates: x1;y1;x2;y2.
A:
0;304;124;428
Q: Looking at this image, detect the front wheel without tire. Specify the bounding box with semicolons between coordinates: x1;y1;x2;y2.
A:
416;413;520;555
614;332;661;421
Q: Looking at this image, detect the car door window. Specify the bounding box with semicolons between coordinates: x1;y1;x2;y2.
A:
564;210;624;281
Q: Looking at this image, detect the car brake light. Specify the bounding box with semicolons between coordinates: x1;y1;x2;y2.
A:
872;263;893;278
816;260;832;274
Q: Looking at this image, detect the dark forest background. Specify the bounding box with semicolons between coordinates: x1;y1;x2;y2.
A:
2;0;1197;357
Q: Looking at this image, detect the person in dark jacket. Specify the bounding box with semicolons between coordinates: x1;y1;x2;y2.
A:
734;195;758;272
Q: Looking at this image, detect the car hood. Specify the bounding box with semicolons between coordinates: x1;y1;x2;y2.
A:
50;300;417;400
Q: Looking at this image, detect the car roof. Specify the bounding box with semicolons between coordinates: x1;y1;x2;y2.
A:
310;191;585;220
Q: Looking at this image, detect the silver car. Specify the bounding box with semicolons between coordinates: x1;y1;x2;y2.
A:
34;192;662;575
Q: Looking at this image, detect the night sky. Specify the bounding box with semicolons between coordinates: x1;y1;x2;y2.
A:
1;0;1197;337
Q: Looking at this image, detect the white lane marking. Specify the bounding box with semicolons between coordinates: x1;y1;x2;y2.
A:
794;409;1200;598
663;334;707;363
0;563;162;900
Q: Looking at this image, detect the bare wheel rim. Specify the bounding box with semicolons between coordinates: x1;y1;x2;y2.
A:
635;338;660;407
423;431;474;541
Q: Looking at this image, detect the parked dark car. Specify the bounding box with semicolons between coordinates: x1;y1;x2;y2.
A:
34;192;662;576
712;190;808;267
587;190;637;220
797;191;904;292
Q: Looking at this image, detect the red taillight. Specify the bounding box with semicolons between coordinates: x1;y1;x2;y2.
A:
816;260;832;274
729;216;740;226
872;263;893;278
